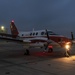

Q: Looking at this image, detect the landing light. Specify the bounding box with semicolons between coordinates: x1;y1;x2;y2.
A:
1;26;5;31
65;44;70;50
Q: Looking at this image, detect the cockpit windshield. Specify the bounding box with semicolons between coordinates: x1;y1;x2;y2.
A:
48;31;57;35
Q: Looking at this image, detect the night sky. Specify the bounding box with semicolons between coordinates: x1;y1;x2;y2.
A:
0;0;75;37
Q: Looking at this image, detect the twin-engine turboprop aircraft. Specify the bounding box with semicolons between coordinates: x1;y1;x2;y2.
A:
0;20;72;56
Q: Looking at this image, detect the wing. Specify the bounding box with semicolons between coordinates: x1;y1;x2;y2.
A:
0;36;31;44
0;33;19;38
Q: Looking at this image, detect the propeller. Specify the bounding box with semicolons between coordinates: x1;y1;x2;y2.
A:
45;29;51;50
46;29;50;40
71;32;74;40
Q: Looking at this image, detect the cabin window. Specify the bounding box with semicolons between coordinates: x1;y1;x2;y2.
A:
36;32;38;35
41;32;45;35
33;33;35;35
30;33;32;36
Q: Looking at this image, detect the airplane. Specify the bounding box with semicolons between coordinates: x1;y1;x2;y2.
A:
0;20;72;56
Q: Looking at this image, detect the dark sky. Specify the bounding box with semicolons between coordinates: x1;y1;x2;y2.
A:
0;0;75;37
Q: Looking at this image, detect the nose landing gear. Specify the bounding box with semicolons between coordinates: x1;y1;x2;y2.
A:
65;50;70;57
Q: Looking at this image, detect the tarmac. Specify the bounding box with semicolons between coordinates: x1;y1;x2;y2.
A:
0;41;75;75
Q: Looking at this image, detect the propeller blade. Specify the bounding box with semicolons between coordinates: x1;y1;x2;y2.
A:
46;29;49;40
45;29;50;50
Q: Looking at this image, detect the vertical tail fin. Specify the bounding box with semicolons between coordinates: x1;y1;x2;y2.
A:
10;20;19;38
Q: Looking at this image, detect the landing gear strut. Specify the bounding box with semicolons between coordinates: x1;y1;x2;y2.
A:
65;50;70;57
24;49;30;55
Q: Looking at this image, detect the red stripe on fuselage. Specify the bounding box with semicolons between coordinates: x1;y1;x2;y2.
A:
20;35;71;46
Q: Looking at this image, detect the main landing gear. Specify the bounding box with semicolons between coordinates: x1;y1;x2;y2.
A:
48;45;53;53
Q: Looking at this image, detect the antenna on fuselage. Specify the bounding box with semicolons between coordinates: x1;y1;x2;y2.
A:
32;28;34;32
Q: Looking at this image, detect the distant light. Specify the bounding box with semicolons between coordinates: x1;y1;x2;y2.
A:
1;26;5;31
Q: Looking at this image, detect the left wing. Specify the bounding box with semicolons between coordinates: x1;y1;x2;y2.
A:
0;36;30;44
0;33;19;38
